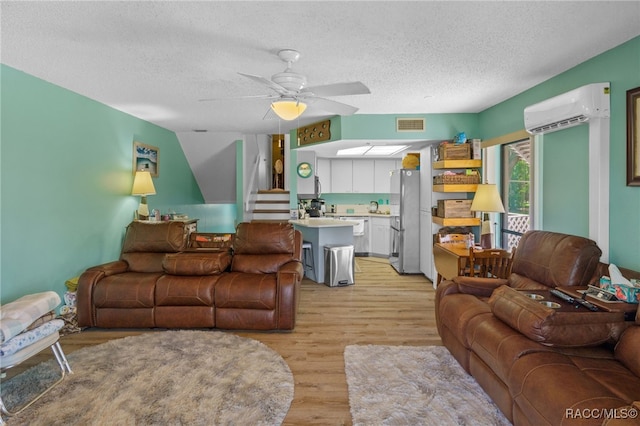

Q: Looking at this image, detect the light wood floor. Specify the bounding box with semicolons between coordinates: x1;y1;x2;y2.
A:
17;257;442;425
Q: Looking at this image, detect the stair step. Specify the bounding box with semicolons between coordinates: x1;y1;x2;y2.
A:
258;190;289;194
253;209;290;214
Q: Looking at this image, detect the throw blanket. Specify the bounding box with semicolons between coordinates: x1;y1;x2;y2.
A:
0;291;61;343
0;319;64;356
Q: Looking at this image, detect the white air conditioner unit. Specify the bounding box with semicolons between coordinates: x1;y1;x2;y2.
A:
524;82;610;134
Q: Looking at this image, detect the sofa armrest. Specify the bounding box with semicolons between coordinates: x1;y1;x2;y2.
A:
276;260;303;330
85;260;129;276
451;276;508;297
77;260;129;327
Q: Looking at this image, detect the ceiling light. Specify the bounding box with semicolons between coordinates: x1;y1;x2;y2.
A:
337;145;409;156
271;100;307;120
337;146;372;156
365;145;408;156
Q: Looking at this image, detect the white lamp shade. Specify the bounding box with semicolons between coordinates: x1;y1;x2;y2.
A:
271;100;307;120
470;184;505;213
131;171;156;196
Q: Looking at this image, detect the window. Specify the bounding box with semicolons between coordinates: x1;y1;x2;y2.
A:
501;139;532;251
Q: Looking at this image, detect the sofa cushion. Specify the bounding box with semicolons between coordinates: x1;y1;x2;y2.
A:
232;254;294;274
489;286;624;347
510;231;601;288
615;326;640;377
163;252;231;275
508;351;633;426
121;252;167;273
122;221;186;253
93;272;159;308
215;272;277;310
155;275;219;306
233;222;295;255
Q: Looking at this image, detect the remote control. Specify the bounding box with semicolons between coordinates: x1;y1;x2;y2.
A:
550;289;599;311
575;298;599;311
550;289;575;303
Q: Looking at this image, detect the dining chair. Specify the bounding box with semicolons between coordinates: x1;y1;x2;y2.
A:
468;247;512;278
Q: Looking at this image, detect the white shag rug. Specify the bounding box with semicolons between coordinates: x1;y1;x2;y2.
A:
2;331;294;425
344;345;511;425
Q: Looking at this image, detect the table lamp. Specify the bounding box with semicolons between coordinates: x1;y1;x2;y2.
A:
131;170;156;220
470;183;505;248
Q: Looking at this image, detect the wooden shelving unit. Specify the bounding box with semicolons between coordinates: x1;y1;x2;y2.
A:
432;156;482;227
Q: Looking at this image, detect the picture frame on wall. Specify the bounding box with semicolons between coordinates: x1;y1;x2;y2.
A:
627;86;640;186
133;141;159;177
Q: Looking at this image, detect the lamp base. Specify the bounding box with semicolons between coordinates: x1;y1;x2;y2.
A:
138;196;150;220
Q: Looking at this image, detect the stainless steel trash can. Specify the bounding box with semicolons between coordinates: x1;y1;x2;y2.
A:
324;244;355;287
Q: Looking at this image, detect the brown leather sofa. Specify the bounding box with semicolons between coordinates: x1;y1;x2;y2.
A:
77;220;303;331
436;230;640;425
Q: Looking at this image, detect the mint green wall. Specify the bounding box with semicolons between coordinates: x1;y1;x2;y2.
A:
0;65;204;304
339;114;480;141
293;114;480;149
479;36;640;270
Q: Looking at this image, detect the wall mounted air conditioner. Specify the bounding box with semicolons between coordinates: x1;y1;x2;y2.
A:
524;82;610;134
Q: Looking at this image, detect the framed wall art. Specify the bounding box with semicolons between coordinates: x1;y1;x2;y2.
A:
627;86;640;186
133;141;159;177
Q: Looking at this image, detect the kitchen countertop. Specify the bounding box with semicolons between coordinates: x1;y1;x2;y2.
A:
289;218;360;228
324;213;391;218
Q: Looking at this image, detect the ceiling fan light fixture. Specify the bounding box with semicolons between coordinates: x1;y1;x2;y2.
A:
271;100;307;120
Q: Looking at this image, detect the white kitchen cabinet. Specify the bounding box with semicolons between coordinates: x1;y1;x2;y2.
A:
352;160;375;193
317;157;331;194
330;159;353;193
370;216;391;256
374;159;396;193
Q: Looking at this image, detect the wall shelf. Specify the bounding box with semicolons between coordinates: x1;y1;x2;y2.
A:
432;216;481;227
433;159;482;170
432;184;479;193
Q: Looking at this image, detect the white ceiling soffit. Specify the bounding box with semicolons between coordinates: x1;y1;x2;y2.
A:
2;1;639;136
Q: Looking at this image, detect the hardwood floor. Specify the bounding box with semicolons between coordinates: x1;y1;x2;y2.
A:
16;257;442;425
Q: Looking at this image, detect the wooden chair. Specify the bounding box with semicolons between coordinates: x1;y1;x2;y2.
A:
468;247;512;278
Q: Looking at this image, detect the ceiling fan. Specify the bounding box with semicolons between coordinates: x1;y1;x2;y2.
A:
203;49;370;120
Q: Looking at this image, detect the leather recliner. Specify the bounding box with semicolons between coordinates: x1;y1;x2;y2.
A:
435;230;640;425
77;220;303;331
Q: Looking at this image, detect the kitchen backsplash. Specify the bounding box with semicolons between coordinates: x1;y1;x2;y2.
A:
332;203;391;215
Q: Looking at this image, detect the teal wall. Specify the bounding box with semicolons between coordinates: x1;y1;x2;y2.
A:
0;65;204;303
479;36;640;270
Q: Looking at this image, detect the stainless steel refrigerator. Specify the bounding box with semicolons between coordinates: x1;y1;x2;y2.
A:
389;169;421;274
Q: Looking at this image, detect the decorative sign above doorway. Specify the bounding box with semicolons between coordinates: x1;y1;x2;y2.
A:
297;120;331;146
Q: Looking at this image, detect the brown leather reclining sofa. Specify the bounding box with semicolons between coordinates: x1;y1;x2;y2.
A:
77;220;303;331
436;230;640;425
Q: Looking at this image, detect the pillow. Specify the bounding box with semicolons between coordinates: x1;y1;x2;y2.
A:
488;285;624;347
163;252;231;276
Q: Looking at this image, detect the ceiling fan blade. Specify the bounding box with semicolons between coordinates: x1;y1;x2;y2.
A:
198;94;275;102
302;81;370;97
308;97;359;115
238;72;288;95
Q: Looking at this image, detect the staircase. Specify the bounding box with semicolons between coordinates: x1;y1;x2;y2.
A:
250;190;292;222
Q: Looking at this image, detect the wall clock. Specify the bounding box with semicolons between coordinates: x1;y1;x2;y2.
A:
297;162;313;178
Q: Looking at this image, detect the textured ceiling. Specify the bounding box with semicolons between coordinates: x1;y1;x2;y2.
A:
2;1;639;136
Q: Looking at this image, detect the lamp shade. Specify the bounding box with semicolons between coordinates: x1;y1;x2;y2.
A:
470;184;505;213
271;100;307;120
131;170;156;196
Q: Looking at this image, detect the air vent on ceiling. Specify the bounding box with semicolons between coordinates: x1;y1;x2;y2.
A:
396;118;425;132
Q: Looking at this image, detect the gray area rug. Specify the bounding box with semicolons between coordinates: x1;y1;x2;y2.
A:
344;345;511;425
1;331;293;425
